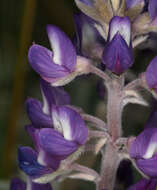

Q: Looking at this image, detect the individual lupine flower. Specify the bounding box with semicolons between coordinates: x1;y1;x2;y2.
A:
28;25;90;86
130;126;157;177
127;178;157;190
18;105;88;182
145;56;157;93
73;13;106;59
102;16;133;75
10;177;52;190
26;79;70;128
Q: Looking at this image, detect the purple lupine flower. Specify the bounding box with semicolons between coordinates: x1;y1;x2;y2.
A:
18;105;88;180
148;0;157;21
73;13;105;59
26;79;70;128
102;16;133;75
126;0;144;9
146;56;157;93
10;177;52;190
127;178;157;190
130;126;157;177
28;25;77;86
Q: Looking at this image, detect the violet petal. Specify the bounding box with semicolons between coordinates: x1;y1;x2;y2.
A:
28;44;69;79
30;181;53;190
46;25;76;72
127;178;157;190
10;178;26;190
136;154;157;178
18;147;52;178
37;150;61;170
145;103;157;128
102;33;133;74
40;79;70;115
26;98;52;128
130;128;157;159
25;125;40;152
146;56;157;92
126;0;144;9
51;106;88;144
148;0;157;21
39;128;78;159
108;16;131;46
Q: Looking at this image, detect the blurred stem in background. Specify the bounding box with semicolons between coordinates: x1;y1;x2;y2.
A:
1;0;36;178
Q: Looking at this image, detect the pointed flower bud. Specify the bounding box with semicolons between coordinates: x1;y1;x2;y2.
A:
102;16;133;75
28;25;77;86
130;127;157;177
127;178;157;190
146;56;157;93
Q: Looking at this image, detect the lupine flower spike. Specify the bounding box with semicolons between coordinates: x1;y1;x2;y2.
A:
10;0;157;189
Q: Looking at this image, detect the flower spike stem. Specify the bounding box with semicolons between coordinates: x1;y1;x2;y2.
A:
106;74;124;141
96;143;122;190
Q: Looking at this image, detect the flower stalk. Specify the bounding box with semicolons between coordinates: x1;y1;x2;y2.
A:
10;0;157;190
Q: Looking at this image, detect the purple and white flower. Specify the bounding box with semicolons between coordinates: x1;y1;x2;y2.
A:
28;25;77;86
19;101;88;181
102;16;133;75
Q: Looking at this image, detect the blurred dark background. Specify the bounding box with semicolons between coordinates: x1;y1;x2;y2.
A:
0;0;157;189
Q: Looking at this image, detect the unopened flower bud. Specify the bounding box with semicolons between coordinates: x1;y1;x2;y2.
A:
102;16;133;75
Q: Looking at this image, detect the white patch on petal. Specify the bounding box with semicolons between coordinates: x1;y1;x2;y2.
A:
41;90;49;115
37;150;47;166
52;107;73;141
143;143;157;159
51;109;63;134
26;178;32;190
60;114;72;141
49;33;62;65
110;18;131;46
